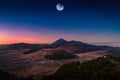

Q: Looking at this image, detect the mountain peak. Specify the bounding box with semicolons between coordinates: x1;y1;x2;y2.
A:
51;38;92;47
57;38;66;41
51;38;67;46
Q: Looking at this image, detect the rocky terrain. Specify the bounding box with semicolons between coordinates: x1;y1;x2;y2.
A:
0;39;120;80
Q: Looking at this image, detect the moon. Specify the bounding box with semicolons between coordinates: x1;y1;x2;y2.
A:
56;3;64;11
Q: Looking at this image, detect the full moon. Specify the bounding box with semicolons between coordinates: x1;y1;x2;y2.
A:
56;3;64;11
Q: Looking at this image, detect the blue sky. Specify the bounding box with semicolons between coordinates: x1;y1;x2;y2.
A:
0;0;120;44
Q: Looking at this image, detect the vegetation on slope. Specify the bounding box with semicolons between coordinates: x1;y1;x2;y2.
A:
1;56;120;80
43;56;120;80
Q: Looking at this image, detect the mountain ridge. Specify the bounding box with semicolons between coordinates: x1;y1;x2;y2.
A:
51;38;92;47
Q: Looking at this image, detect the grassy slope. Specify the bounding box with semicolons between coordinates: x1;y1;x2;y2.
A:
43;56;120;80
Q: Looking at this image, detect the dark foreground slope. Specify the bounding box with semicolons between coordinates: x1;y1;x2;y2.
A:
43;56;120;80
0;70;33;80
1;56;120;80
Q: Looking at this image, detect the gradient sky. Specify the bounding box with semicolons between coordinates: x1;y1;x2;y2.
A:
0;0;120;44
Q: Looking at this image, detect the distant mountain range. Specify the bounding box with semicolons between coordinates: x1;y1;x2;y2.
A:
50;38;110;53
51;38;91;47
0;38;120;55
93;42;120;47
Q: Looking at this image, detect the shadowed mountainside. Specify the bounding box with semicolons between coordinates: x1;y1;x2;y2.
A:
45;50;78;60
50;38;112;53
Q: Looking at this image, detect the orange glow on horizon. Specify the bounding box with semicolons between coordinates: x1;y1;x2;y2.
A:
0;37;51;44
0;28;116;44
0;29;54;44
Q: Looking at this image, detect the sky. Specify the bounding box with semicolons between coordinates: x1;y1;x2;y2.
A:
0;0;120;44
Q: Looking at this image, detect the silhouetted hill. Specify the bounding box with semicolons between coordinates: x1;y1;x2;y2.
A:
0;43;49;54
51;38;67;46
51;38;108;53
51;38;90;47
9;43;41;49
